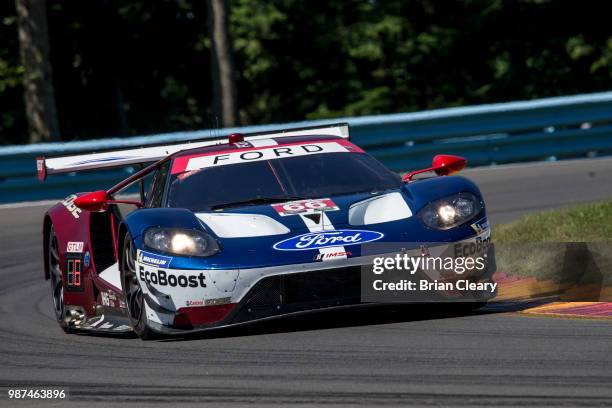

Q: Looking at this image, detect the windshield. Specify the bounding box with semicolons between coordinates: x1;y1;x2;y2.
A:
166;152;401;211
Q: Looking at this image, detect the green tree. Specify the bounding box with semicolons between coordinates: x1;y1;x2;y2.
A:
208;0;239;127
2;0;612;145
0;3;27;145
15;0;60;143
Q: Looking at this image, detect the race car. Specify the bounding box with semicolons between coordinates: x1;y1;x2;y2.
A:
37;123;494;339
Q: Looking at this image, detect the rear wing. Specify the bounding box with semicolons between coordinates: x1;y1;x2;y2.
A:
36;123;349;181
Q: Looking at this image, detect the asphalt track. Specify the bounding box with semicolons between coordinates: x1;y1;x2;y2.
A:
1;158;611;407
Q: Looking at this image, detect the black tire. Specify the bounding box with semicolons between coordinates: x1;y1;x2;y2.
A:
48;226;71;333
121;233;157;340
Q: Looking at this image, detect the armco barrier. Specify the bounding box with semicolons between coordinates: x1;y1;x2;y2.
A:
2;91;612;203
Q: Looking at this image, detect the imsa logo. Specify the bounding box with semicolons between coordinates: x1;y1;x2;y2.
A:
314;251;352;261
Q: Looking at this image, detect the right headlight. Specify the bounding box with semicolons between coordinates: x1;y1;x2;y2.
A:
418;192;483;230
143;227;220;257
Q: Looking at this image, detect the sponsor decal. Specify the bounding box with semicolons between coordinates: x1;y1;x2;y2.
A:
454;236;491;258
314;250;352;261
67;241;84;253
185;300;205;307
273;229;384;251
182;142;349;172
185;297;231;307
205;296;232;306
62;194;82;219
84;251;90;268
64;253;84;292
100;291;118;307
138;266;206;288
272;198;339;217
71;156;133;166
137;250;172;268
470;218;490;234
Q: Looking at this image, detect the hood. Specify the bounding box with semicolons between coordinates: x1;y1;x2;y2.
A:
127;176;485;270
194;190;413;238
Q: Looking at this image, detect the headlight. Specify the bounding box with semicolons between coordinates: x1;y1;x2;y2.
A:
418;192;483;230
143;228;219;257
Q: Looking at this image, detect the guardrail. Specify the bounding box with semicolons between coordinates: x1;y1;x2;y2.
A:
2;91;612;203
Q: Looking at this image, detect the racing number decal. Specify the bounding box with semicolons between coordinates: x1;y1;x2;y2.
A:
68;259;81;287
64;253;84;292
272;198;339;216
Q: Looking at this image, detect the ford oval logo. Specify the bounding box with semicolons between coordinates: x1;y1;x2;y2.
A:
273;229;384;251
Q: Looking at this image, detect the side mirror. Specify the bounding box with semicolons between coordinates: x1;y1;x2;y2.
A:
73;190;144;212
402;154;467;182
431;154;466;176
74;190;109;212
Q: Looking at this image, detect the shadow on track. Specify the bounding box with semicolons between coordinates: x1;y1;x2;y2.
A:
157;300;549;342
64;299;552;341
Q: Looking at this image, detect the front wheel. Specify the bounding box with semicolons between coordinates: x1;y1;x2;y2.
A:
121;234;157;340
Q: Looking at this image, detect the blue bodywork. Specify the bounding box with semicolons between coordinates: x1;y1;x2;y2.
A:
123;175;486;270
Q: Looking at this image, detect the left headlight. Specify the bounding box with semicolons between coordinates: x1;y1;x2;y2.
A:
143;228;220;257
418;192;483;230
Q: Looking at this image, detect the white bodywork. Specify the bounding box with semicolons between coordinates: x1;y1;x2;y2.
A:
137;227;492;327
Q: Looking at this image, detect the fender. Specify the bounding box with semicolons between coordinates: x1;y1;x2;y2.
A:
401;175;485;213
120;208;223;271
122;208;208;242
44;195;98;315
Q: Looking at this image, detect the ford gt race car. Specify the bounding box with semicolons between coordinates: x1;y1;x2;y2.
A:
37;123;494;339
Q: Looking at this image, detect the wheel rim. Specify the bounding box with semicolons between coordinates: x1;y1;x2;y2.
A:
122;238;144;324
48;229;64;321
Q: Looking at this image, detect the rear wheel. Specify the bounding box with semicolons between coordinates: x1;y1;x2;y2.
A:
48;226;71;333
121;234;157;340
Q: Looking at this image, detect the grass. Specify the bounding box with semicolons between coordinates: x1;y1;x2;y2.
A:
492;201;612;285
494;200;612;243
